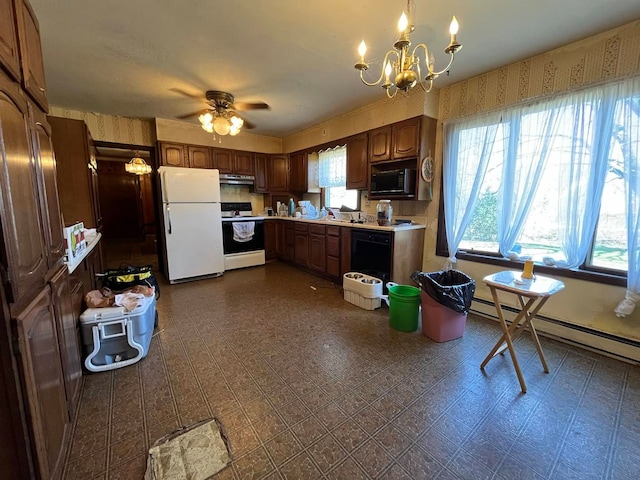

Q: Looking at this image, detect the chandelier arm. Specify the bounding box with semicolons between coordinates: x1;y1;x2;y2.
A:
359;50;400;87
414;43;456;76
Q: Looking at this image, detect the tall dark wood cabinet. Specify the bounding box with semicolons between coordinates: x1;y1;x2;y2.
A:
0;1;80;478
212;147;233;173
269;154;289;192
288;151;307;192
234;150;254;175
49;116;103;231
254;153;269;193
368;125;392;163
159;142;186;167
346;133;368;190
187;145;211;169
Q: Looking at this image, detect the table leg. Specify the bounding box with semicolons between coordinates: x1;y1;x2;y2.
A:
517;295;550;373
481;286;528;393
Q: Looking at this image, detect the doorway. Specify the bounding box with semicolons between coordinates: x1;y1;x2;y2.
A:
93;142;160;271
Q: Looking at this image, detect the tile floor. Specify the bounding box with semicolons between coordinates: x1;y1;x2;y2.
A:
63;262;640;479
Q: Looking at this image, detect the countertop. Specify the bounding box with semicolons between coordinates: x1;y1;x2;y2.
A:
66;232;102;274
263;216;425;232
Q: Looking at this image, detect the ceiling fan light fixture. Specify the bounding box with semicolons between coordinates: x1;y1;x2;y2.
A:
213;116;231;135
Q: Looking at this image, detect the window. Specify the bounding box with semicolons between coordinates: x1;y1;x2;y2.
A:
441;76;640;278
318;145;358;210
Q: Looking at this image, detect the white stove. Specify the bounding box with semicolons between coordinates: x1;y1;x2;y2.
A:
220;202;266;270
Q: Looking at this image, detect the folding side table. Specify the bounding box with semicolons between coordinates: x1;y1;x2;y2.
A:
480;270;565;393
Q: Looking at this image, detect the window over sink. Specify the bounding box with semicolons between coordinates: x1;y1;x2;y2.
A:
318;145;359;210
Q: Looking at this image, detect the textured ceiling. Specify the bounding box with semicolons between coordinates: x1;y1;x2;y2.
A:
30;0;640;137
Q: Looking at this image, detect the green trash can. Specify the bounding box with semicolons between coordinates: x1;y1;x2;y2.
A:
386;282;421;332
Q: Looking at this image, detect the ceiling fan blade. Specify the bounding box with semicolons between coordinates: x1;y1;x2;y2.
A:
176;109;208;119
170;87;204;100
233;101;270;111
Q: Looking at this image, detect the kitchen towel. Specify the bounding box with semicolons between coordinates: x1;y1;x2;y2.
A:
232;222;255;242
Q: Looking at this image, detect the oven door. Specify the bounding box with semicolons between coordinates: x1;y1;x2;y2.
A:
222;219;265;254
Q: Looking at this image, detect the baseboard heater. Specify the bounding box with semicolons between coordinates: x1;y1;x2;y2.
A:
470;297;640;364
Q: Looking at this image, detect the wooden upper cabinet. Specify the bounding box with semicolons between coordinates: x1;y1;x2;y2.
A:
15;285;69;480
289;151;307;192
0;70;47;309
392;117;421;159
346;133;368;190
15;0;48;111
0;0;21;82
234;151;254;176
269;154;289;192
30;103;64;271
159;142;186;167
254;153;269;193
368;125;392;163
211;148;233;173
187;145;211;169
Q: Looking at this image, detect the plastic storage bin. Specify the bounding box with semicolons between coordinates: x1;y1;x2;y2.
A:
80;294;156;372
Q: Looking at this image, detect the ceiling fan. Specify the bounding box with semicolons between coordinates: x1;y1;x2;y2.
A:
173;89;269;135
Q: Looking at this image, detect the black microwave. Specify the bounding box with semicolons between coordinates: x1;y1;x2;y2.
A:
370;168;416;197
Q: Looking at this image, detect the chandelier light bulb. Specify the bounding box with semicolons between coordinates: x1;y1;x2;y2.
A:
358;40;367;59
449;16;459;35
398;12;408;33
201;122;213;133
229;125;240;136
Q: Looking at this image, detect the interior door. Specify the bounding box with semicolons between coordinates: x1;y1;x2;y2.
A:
98;171;142;239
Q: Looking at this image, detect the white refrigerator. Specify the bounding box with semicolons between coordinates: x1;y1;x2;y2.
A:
159;166;225;283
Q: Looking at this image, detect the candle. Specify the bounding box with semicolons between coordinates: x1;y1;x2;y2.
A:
522;260;534;279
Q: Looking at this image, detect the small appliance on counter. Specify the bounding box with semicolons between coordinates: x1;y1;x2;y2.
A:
220;202;266;270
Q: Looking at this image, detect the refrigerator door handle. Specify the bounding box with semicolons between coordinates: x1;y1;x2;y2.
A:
166;205;172;234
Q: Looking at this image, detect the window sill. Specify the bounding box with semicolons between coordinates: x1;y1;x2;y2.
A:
455;251;627;287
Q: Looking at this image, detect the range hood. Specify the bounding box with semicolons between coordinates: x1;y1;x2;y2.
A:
218;173;255;185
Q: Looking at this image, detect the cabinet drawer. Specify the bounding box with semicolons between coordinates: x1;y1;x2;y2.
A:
309;224;326;235
326;235;340;257
327;226;341;237
294;223;309;233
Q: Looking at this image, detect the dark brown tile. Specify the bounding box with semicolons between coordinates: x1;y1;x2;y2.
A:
307;434;347;473
264;429;304;467
64;449;107;479
277;398;312;427
227;424;260;459
290;415;327;447
147;417;180;446
399;444;443;479
68;426;109;462
314;401;348;431
279;452;322;480
374;424;413;457
106;454;146;480
330;418;369;453
352;438;394;477
109;433;147;468
251;411;287;443
325;457;368;480
233;445;275;480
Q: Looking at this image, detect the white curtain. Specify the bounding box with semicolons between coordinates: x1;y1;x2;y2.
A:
498;107;560;257
318;145;346;188
615;77;640;318
443;114;500;268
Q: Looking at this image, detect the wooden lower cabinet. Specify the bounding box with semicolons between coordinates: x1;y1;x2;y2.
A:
294;224;309;267
340;227;351;277
51;266;82;421
265;220;277;259
326;226;341;280
284;223;294;262
308;225;326;273
15;285;69;480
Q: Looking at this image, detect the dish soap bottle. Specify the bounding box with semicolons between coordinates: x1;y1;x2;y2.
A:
288;198;295;217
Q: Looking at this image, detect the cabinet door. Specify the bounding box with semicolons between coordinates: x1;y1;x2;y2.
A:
211;148;233;173
346;133;368;190
340;227;351;277
254;153;269;193
270;154;289;192
392;117;421;159
275;220;285;257
50;266;82;421
308;234;326;273
15;286;69;480
234;151;254;175
0;70;47;309
284;223;294;261
289;151;307;192
264;220;277;259
31;104;65;270
187;145;211;169
0;0;21;82
15;0;47;111
159;142;186;167
294;230;308;266
368;125;391;163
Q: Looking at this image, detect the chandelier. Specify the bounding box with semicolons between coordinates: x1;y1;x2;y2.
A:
199;111;244;136
125;153;152;175
354;0;462;98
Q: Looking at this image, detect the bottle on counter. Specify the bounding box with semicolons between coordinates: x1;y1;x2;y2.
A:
288;198;295;217
376;199;393;226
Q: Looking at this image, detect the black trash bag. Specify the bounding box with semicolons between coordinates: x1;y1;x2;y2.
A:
411;270;475;314
99;265;160;299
